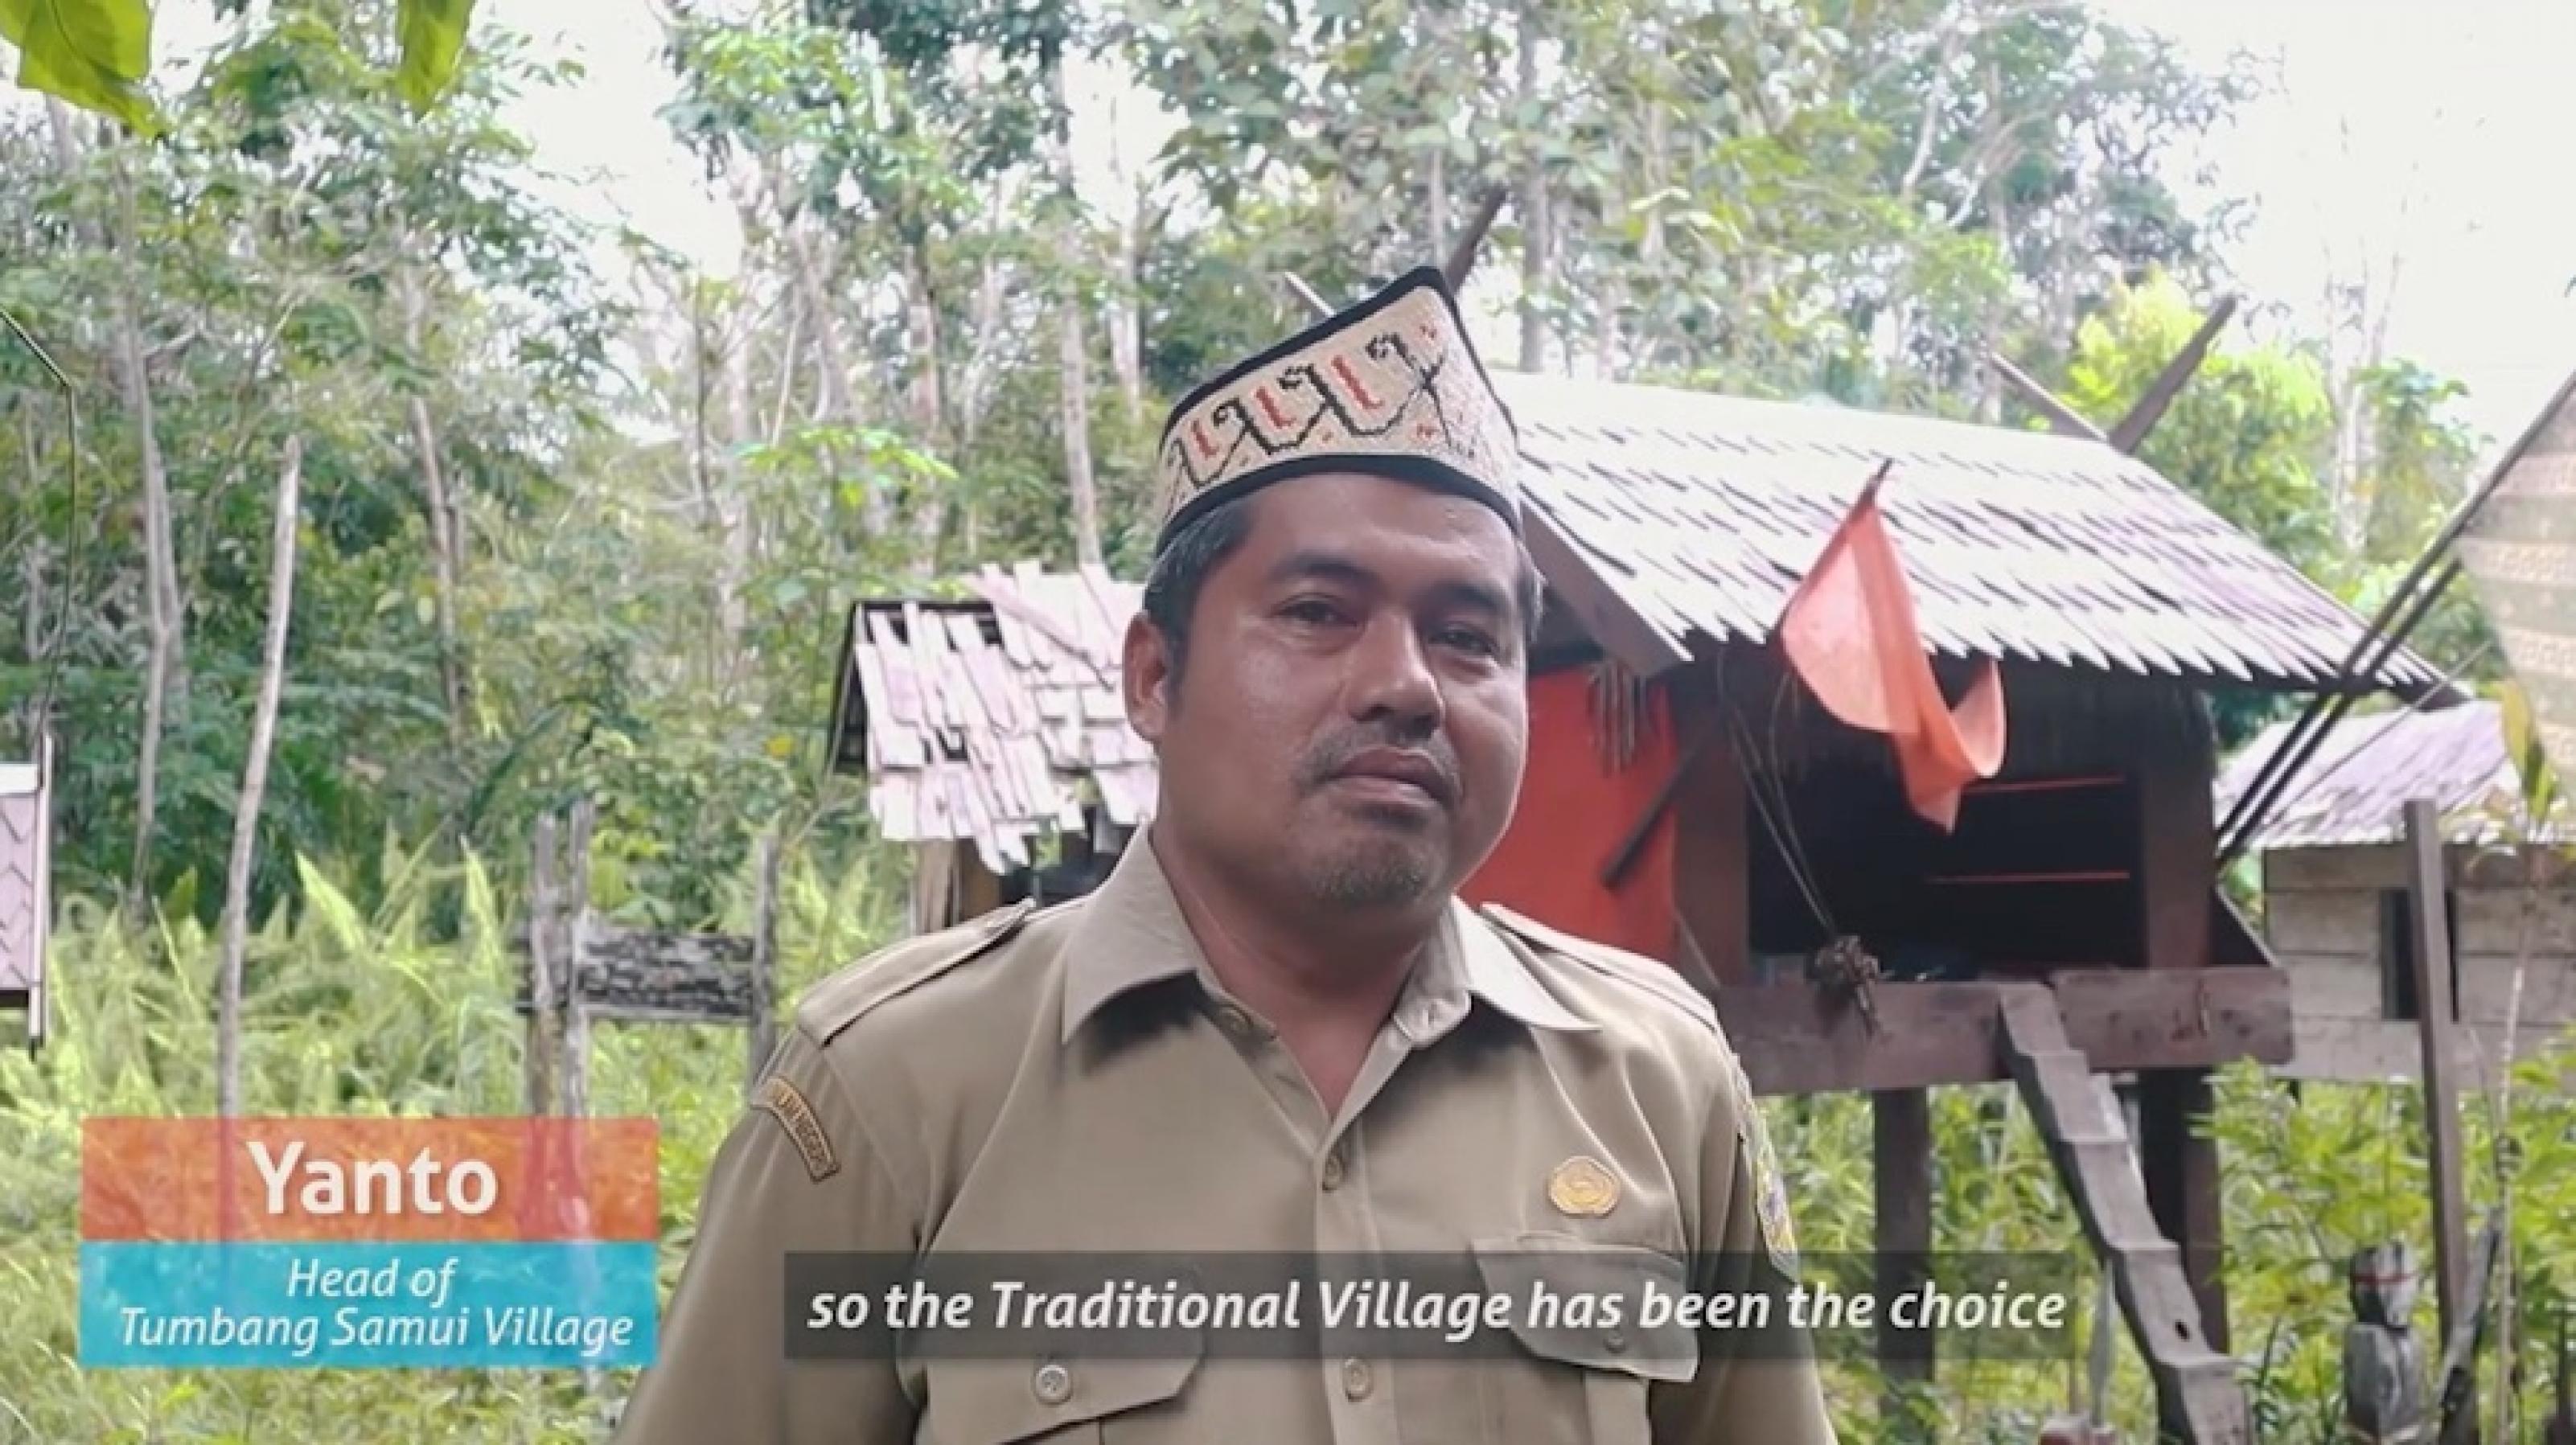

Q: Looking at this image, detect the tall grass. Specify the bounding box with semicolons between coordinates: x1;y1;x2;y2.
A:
2;840;2570;1443
0;835;904;1443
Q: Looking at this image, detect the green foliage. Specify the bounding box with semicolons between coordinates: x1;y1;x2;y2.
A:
392;0;474;113
0;845;906;1441
2064;272;2339;579
0;0;157;134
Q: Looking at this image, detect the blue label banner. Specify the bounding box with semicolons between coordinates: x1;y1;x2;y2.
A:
80;1241;659;1369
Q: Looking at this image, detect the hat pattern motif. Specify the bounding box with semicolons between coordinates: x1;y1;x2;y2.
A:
1153;273;1520;546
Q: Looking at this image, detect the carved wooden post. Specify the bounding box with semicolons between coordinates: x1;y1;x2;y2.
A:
524;812;558;1116
748;830;781;1096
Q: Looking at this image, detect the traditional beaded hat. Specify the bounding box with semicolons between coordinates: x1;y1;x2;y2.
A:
1151;265;1522;555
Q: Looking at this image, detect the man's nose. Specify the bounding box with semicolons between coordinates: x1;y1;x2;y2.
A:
1342;615;1443;731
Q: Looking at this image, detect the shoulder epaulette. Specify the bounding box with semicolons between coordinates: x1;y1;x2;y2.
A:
1477;902;1720;1035
795;897;1041;1045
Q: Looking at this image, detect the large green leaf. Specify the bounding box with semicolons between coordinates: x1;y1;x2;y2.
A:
0;0;158;135
394;0;474;112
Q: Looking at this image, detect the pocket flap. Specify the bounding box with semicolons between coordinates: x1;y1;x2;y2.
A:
924;1349;1204;1443
1472;1232;1699;1384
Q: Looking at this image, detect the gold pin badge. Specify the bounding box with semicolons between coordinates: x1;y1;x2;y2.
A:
1547;1155;1620;1217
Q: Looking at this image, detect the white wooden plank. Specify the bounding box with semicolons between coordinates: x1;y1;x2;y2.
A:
2265;890;2383;955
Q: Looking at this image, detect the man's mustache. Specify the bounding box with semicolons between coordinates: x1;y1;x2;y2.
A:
1294;726;1461;800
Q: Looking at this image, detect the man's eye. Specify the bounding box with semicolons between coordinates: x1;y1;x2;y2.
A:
1437;626;1501;658
1281;599;1346;625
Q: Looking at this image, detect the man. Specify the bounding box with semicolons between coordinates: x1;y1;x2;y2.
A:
613;266;1839;1443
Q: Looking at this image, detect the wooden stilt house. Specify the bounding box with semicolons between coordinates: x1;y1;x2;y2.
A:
829;359;2442;1443
2216;700;2576;1086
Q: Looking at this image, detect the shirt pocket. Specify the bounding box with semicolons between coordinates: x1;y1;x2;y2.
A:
1470;1232;1699;1445
920;1348;1204;1445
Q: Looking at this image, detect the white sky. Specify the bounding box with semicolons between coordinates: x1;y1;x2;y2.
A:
51;0;2576;469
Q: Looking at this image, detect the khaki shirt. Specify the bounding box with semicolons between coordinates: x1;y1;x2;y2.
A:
614;834;1838;1444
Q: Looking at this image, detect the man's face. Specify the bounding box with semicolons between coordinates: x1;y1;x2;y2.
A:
1125;472;1530;919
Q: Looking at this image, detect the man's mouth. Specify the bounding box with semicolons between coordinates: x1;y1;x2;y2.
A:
1327;748;1455;806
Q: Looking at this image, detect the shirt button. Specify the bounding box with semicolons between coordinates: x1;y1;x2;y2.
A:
1321;1148;1347;1192
1213;1004;1253;1039
1340;1357;1374;1400
1033;1360;1073;1405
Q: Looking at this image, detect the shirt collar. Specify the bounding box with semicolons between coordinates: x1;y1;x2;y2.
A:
1059;831;1598;1042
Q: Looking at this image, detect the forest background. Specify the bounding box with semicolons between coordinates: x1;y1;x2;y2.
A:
2;0;2570;1441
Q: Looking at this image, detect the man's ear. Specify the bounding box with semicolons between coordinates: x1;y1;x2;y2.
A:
1122;613;1173;743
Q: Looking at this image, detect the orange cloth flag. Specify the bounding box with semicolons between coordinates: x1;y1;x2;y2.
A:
1777;463;2007;831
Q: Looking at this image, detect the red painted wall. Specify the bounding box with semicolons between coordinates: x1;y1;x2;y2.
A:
1461;667;1678;961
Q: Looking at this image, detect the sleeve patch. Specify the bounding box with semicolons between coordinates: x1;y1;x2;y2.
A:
1728;1049;1798;1279
756;1074;840;1182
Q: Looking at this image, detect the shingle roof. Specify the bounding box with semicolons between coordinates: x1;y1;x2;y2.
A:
833;562;1155;872
1495;371;2443;692
2212;700;2571;851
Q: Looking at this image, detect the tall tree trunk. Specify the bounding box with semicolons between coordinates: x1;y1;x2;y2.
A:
1059;302;1103;567
1053;57;1103;568
717;309;754;693
16;420;48;752
1974;65;2012;425
1113;174;1146;432
1516;2;1549;372
99;123;183;913
906;248;947;567
217;438;303;1119
404;276;467;745
1428;145;1450;265
759;164;874;533
1093;84;1147;432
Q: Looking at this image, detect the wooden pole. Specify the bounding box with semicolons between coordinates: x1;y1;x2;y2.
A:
1440;187;1510;291
26;729;51;1052
2108;295;2237;454
1986;353;2108;442
2136;727;2229;1368
524;813;557;1116
2404;798;2470;1349
1875;1088;1935;1438
748;830;781;1097
1282;273;1333;322
561;798;596;1121
561;797;600;1405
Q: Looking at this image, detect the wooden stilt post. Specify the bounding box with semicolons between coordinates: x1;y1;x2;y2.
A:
2404;798;2470;1349
1875;1087;1935;1439
748;830;781;1097
2136;720;2230;1375
524;812;558;1117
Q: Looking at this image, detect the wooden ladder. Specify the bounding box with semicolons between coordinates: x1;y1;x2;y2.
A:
1998;991;2252;1445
